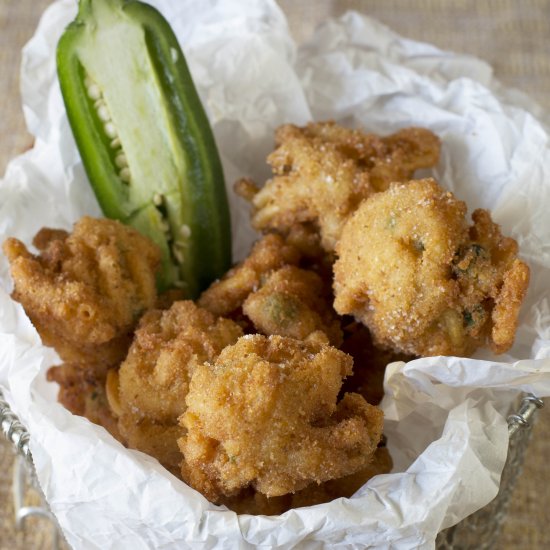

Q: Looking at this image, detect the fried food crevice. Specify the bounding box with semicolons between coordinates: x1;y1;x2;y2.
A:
340;322;414;405
179;334;384;501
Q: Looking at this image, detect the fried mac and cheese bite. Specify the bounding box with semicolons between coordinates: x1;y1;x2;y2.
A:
199;232;340;343
237;122;440;251
179;334;383;501
242;265;343;346
197;233;300;318
3;216;160;368
106;300;242;474
333;178;529;357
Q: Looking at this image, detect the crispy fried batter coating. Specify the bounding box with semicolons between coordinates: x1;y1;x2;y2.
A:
107;300;242;473
43;287;186;450
455;209;531;354
243;265;342;346
197;234;300;318
47;363;121;441
290;446;393;509
237;122;440;251
199;233;338;342
179;334;384;501
221;445;393;515
3;217;160;367
334;178;467;355
333;178;529;356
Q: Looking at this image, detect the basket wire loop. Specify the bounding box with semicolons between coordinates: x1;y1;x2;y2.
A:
1;389;61;549
0;387;544;549
0;392;30;461
436;393;544;549
13;453;61;549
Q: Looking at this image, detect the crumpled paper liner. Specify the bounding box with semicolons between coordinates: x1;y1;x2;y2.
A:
1;0;550;548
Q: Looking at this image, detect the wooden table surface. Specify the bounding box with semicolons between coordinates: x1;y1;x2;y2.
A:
1;1;549;549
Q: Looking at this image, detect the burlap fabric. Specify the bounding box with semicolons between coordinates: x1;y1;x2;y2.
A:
1;1;549;548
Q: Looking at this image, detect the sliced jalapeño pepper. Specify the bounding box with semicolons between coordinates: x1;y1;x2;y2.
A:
57;0;231;296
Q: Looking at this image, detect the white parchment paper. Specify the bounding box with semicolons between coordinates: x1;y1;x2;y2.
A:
1;1;550;548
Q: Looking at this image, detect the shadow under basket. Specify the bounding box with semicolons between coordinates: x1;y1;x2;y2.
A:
0;389;544;550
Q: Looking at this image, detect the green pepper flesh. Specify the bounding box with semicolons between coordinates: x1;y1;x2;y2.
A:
57;0;232;296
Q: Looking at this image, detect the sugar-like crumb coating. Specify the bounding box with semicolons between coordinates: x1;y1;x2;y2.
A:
333;178;529;356
238;122;440;251
179;334;383;500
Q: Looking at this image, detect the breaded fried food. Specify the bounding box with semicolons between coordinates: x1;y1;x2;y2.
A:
333;178;530;357
47;363;121;441
106;300;242;474
44;287;185;445
454;209;531;354
290;446;393;509
3;217;160;367
236;122;440;251
179;334;384;501
221;445;393;515
243;265;342;346
199;232;339;341
198;233;300;318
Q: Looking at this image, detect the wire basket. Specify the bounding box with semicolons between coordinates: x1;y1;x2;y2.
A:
0;389;543;550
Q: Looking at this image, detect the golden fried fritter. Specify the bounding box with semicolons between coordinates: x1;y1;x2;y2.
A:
300;123;440;193
43;286;185;449
3;217;160;368
198;233;300;318
199;232;338;341
117;300;243;422
290;446;393;509
47;363;121;441
243;265;342;346
237;122;440;251
220;445;392;515
333;178;530;357
455;209;531;354
179;334;383;501
106;300;242;473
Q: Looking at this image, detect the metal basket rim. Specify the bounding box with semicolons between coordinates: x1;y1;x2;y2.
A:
0;387;544;549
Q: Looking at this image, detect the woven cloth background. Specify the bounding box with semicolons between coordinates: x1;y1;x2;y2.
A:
1;1;549;548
